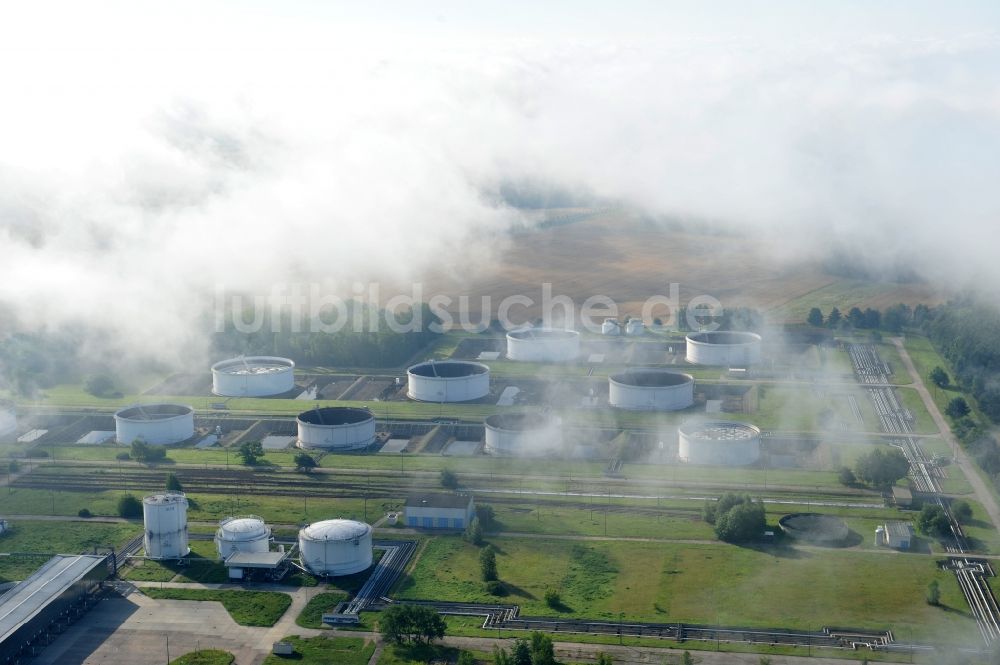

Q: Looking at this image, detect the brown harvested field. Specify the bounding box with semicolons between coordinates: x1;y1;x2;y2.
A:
422;210;945;323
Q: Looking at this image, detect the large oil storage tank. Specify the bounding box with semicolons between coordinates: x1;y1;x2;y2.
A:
0;402;16;439
143;492;190;559
484;413;561;456
298;519;373;576
211;356;295;397
407;360;490;402
506;328;580;362
297;407;375;450
215;515;271;558
678;421;761;466
685;331;762;366
115;403;195;445
609;370;694;411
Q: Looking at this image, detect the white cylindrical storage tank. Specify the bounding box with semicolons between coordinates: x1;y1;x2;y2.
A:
685;331;762;366
484;413;561;456
677;421;761;466
298;519;373;576
602;319;621;336
609;370;694;411
0;402;16;439
215;515;271;558
115;403;195;445
143;492;190;560
407;360;490;403
625;319;645;336
506;328;580;362
297;407;376;450
211;356;296;397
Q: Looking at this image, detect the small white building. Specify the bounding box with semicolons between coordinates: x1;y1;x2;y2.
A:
625;319;645;336
601;319;622;336
878;521;914;550
405;493;475;529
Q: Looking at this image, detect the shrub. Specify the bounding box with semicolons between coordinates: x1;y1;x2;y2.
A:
77;508;92;518
440;469;458;489
117;494;142;518
544;588;561;609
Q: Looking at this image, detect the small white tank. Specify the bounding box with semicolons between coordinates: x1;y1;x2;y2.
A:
602;319;621;336
215;515;271;558
143;492;189;560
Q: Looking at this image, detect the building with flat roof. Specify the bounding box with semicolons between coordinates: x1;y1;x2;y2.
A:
0;554;109;663
405;493;475;530
878;521;914;550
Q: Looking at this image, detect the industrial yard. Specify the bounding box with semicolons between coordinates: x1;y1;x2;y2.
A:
1;322;998;664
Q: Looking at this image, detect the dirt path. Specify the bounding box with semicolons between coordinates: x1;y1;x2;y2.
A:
891;336;1000;530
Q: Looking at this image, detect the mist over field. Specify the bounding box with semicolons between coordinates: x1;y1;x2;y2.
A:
1;2;999;363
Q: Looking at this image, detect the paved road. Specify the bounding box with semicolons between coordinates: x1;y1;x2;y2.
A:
892;337;1000;531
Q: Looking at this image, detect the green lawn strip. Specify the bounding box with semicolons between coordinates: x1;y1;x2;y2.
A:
142;588;291;626
261;635;374;665
876;342;913;386
124;540;229;584
395;535;978;646
377;643;491;665
895;387;939;435
168;650;235;665
0;485;381;523
0;519;140;582
295;591;349;628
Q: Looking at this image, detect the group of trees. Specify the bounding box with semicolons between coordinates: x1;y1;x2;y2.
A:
378;604;446;645
849;448;910;489
806;303;930;334
703;493;766;543
211;303;442;369
130;439;167;463
492;632;556;665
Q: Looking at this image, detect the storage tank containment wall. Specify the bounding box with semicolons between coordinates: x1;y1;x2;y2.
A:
407;361;490;402
677;421;761;466
608;370;694;411
115;403;195;445
211;356;296;397
685;331;762;366
506;328;580;362
297;407;376;450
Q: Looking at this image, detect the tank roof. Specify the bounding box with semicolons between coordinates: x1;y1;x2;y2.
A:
678;421;760;440
212;356;295;375
218;516;269;540
143;491;188;505
297;407;373;426
115;403;193;421
485;412;557;431
686;331;762;345
610;370;693;387
300;519;372;541
408;361;489;378
507;328;579;340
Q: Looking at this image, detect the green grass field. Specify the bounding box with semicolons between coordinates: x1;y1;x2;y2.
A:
296;591;348;628
169;650;234;665
395;535;980;646
142;588;291;626
124;540;229;583
0;519;140;582
262;636;374;665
